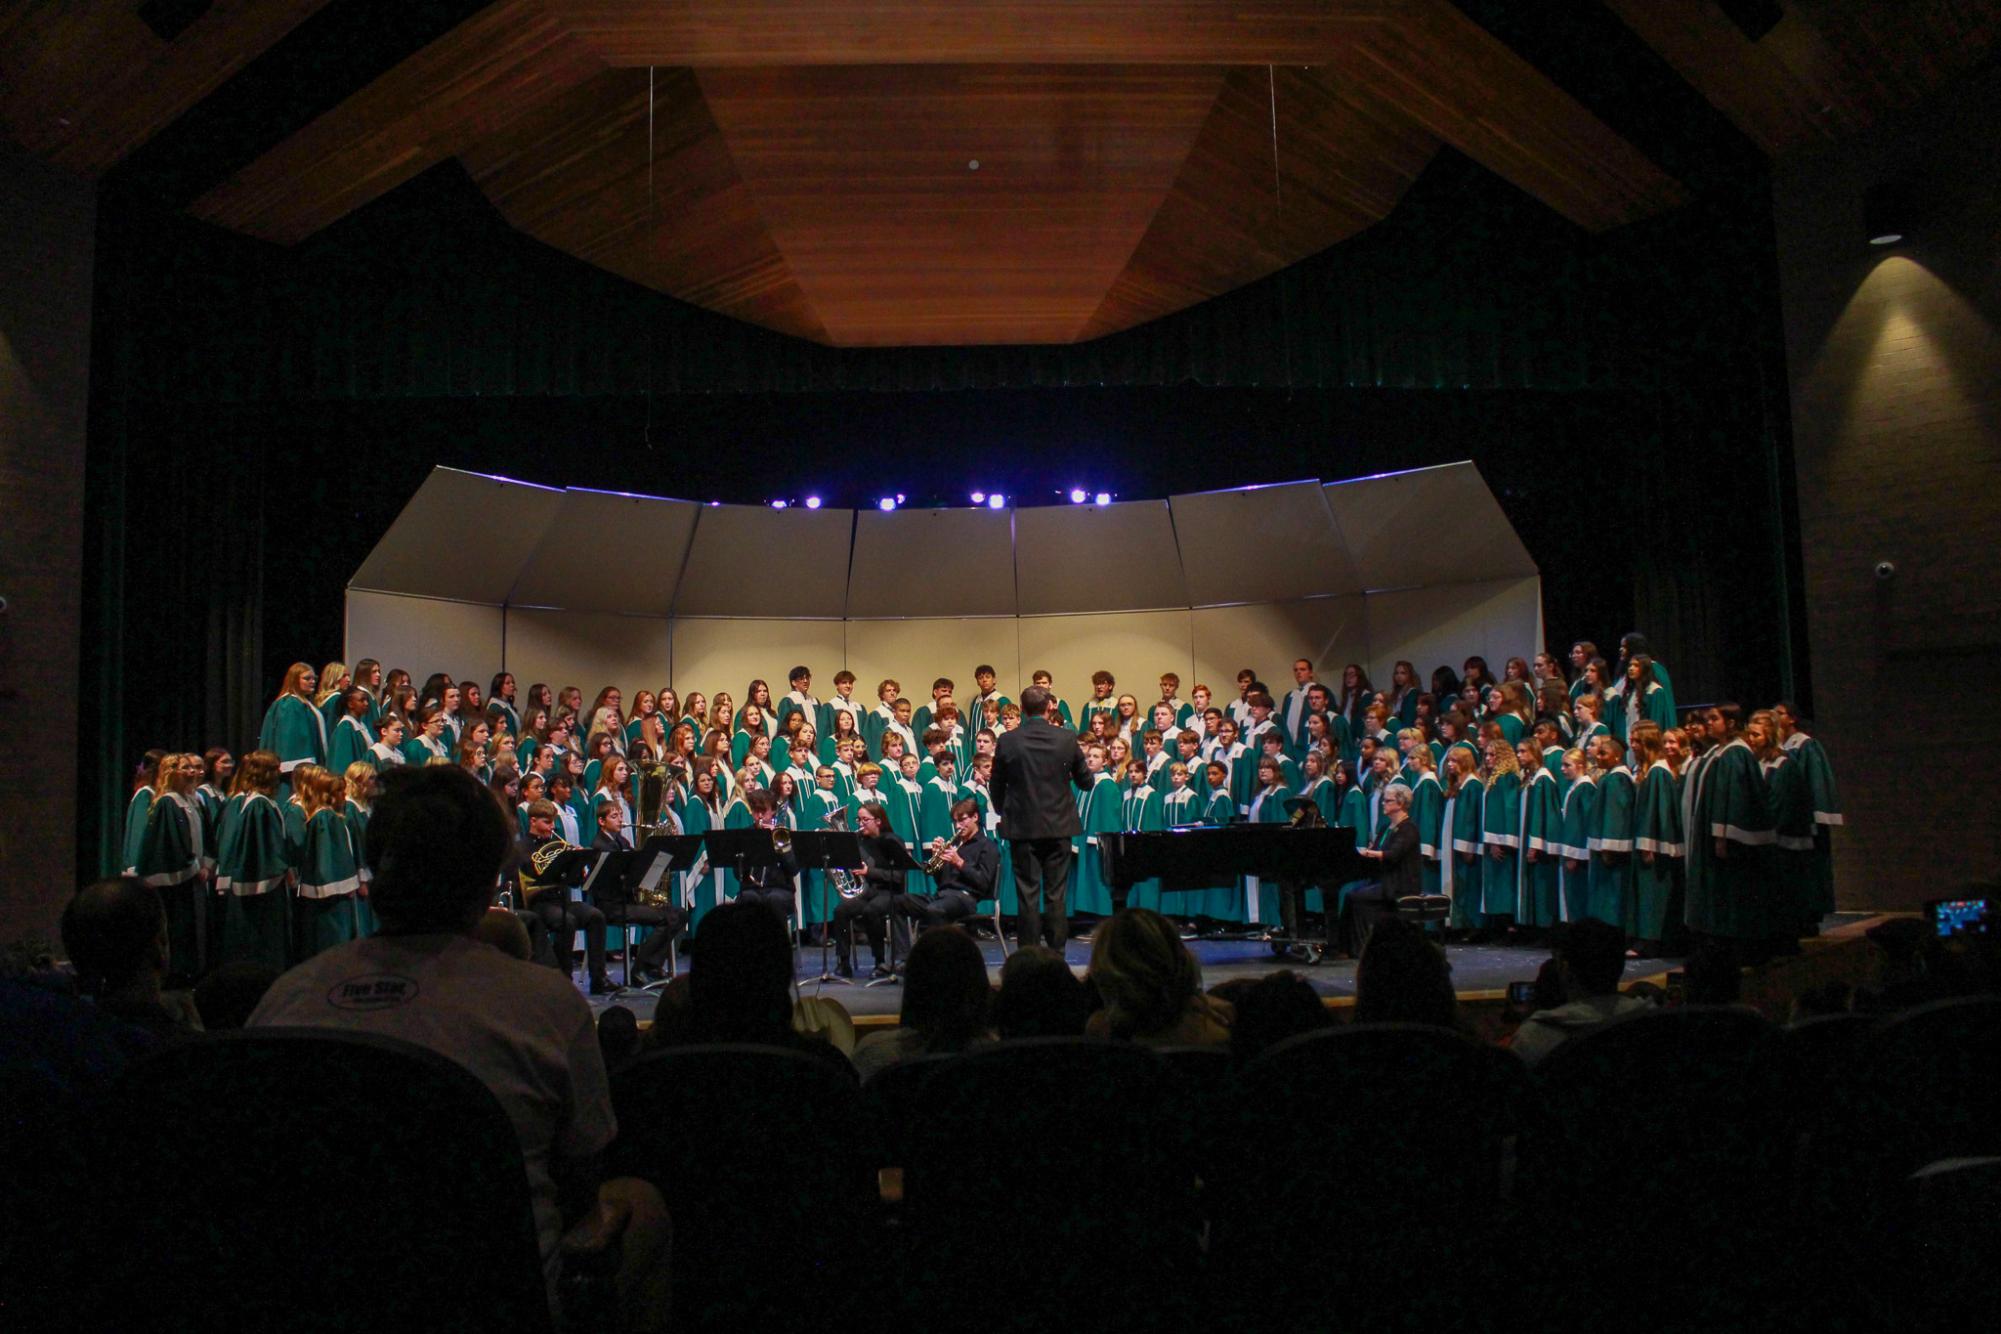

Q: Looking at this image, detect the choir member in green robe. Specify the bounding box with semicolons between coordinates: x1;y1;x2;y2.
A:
196;749;235;869
1556;750;1598;924
485;671;520;739
217;751;291;970
1629;727;1684;956
1442;749;1486;933
1078;672;1119;735
966;665;1012;732
775;666;819;737
1571;694;1610;756
1608;654;1677;753
294;769;361;959
1297;751;1341;830
1774;702;1841;935
259;662;330;778
1026;672;1076;730
889;752;934;898
1405;752;1446;899
1683;705;1779;954
1612;635;1678;731
1238;758;1293;927
817;671;863;744
1069;744;1123;918
682;765;732;929
402;705;452;766
1745;709;1819;947
343;767;379;938
327;690;376;776
1566;642;1599;704
1585;737;1636;929
313;662;350;737
121;751;165;874
1514;739;1562;931
1479;743;1524;935
135;753;208;981
547;773;588;847
1119;765;1166;913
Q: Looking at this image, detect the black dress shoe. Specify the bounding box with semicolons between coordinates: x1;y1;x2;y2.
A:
588;976;613;996
834;958;854;979
869;963;895;980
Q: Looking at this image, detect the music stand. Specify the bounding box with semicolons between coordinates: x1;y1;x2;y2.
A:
864;840;924;989
613;834;705;992
790;828;865;988
531;847;601;983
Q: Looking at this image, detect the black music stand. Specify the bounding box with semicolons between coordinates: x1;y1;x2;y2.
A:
864;840;924;989
598;835;706;992
530;847;601;979
791;829;865;989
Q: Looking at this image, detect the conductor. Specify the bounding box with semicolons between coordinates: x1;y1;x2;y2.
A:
989;684;1091;950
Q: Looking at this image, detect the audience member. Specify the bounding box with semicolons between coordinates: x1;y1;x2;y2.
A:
1683;940;1745;1006
677;900;855;1077
247;766;665;1323
60;877;201;1042
1353;918;1462;1031
1085;908;1233;1047
472;905;534;961
191;961;280;1030
853;925;993;1079
992;945;1089;1039
792;995;858;1060
1229;969;1331;1065
597;1005;641;1069
1509;918;1652;1066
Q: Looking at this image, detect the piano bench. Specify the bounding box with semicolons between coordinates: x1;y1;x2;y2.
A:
1395;895;1453;924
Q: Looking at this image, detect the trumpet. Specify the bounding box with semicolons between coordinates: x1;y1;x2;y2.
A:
771;825;793;855
921;835;956;875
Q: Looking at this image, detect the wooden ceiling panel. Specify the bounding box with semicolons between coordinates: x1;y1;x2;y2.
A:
1082;64;1440;340
545;0;1398;66
0;0;332;176
1606;0;2001;157
189;0;605;244
460;67;827;341
698;64;1226;345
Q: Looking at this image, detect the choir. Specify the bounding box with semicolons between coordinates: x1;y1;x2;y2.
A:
122;637;1841;978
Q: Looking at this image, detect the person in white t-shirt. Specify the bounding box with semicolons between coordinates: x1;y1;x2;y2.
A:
250;765;670;1328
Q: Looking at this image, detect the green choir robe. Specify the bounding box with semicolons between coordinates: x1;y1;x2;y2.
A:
1241;784;1294;925
682;799;731;929
1516;766;1562;928
1445;777;1486;931
296;808;361;960
1782;732;1842;931
1557;777;1598;924
776;691;819;736
1079;698;1119;734
1069;773;1123;917
1586;767;1636;928
888;778;932;897
218;792;291;969
328;715;376;776
1408;773;1446;898
1764;755;1819;937
366;741;406;774
1683;740;1776;941
121;787;155;874
259;693;329;773
1120;783;1166;913
344;798;378;938
491;698;521;739
136;792;206;978
1631;761;1684;943
1481;770;1523;917
919;776;962;849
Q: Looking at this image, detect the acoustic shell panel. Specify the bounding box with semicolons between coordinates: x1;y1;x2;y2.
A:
503;609;674;706
673;504;855;618
348;468;563;603
1190;598;1368;700
841;618;1025;707
1013;500;1186;616
1324;462;1538;593
1362;576;1544;688
507;489;701;614
1017;610;1195;719
671;617;847;704
344;590;505;681
1170;481;1359;606
847;508;1016;618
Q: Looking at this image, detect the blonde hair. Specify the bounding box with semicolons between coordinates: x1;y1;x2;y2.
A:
315;662;348;706
1484;741;1520;777
1089;908;1202;1040
342;761;377;803
1407;744;1436;774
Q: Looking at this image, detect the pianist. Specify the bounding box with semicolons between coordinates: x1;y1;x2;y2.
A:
1340;783;1421;957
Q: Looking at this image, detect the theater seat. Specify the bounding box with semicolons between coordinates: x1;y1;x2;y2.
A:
88;1029;555;1334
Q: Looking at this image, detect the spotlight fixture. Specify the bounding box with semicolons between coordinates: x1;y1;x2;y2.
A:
1069;488;1088;504
896;493;906;504
1094;492;1111;507
804;495;822;510
987;493;1006;510
771;499;788;509
878;497;898;512
970;491;986;504
1864;182;1912;247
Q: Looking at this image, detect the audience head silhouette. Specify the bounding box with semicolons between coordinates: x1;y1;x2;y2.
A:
899;925;991;1049
1230;969;1331;1063
1089;908;1204;1041
1354;918;1460;1029
994;945;1089;1039
1554;918;1628;999
60;877;165;1000
365;766;510;932
688;900;795;1042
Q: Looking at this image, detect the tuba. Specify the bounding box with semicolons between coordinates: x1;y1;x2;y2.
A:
635;762;674;844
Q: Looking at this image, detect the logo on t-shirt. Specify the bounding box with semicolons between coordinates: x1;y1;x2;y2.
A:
327;973;419;1010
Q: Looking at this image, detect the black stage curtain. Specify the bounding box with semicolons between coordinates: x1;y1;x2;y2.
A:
79;151;1806;874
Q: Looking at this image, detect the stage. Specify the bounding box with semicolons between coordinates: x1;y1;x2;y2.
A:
578;912;1890;1026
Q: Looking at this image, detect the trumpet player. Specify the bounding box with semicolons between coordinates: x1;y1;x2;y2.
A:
831;801;907;980
590;802;685;985
917;798;998;929
735;790;800;926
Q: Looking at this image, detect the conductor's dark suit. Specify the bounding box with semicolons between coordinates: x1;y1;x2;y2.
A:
989;715;1092;949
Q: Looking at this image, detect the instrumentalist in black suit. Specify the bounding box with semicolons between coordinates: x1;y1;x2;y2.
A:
989;684;1091;950
831;801;906;979
517;799;609;993
589;802;686;985
734;790;800;926
1339;782;1422;958
917;798;999;928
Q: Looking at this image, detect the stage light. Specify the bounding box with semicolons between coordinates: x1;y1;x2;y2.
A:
804;495;822;510
770;499;788;509
1094;492;1111;506
1069;488;1088;504
878;497;897;511
896;493;906;504
987;493;1006;510
1864;182;1911;246
970;491;986;504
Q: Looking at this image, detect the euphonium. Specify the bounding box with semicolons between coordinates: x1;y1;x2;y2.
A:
771;825;793;855
823;807;865;899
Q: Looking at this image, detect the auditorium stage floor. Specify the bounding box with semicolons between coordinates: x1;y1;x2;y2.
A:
572;914;1871;1021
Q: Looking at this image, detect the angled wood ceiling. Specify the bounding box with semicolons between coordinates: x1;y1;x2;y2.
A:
4;1;1996;346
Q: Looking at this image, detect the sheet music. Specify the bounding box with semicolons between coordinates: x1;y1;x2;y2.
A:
636;853;669;895
578;850;611;899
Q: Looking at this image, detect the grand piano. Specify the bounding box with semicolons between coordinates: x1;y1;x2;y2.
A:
1099;823;1368;961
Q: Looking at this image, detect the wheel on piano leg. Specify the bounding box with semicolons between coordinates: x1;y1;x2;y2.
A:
1281;941;1323;966
1269;936;1292;958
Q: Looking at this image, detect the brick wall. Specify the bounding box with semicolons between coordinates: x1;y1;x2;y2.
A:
1773;66;2001;907
0;145;94;945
